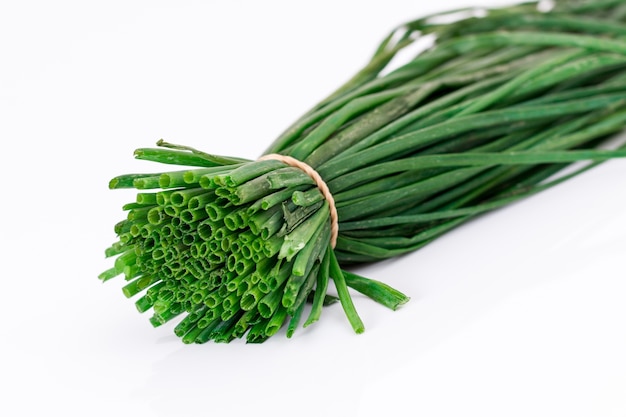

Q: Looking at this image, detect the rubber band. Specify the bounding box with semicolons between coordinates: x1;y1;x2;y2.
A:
259;154;339;248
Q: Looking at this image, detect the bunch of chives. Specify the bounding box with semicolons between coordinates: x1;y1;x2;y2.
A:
102;0;626;344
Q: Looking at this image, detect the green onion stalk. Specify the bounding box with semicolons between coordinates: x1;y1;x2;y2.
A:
101;0;626;344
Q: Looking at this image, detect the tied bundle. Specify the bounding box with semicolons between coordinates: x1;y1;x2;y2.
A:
101;0;626;344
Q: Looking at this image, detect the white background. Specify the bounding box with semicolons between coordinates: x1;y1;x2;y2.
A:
1;1;625;416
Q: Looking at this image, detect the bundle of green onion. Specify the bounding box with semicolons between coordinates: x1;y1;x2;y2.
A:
101;0;626;344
